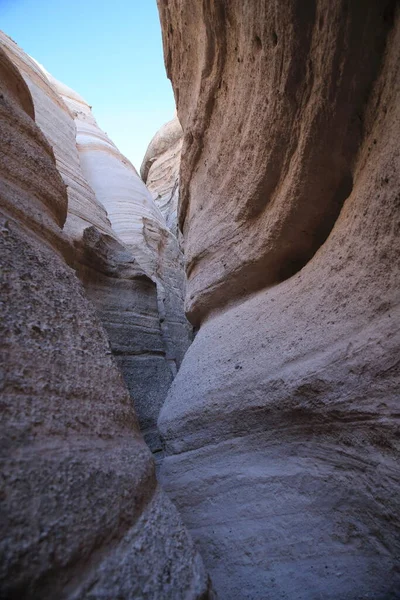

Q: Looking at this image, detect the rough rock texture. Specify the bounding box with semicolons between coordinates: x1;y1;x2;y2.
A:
158;1;400;598
159;0;398;326
0;45;210;599
73;230;172;453
0;32;191;451
141;116;183;235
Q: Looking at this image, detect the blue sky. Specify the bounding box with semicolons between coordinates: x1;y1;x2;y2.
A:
0;0;176;170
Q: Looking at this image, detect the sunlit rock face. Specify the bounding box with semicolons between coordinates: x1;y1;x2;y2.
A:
55;77;192;390
0;45;210;599
0;33;113;243
0;32;192;453
157;1;400;598
56;79;168;267
141;116;183;235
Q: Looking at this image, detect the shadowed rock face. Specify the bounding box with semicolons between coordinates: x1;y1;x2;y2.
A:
141;116;183;235
159;0;397;326
0;32;192;453
0;45;211;599
73;228;173;454
157;1;400;598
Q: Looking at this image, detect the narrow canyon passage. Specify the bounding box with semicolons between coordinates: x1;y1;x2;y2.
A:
1;1;400;599
0;29;207;600
0;31;192;459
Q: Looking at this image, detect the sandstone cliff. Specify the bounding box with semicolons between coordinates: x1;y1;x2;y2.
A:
53;73;192;425
157;1;400;598
0;32;191;453
0;34;113;242
141;116;183;235
0;45;210;598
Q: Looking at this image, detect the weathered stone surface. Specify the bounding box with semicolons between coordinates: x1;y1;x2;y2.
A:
159;0;398;326
0;45;210;599
58;79;165;251
141;116;183;235
0;32;191;452
74;228;172;453
0;32;113;243
55;77;192;375
157;1;400;598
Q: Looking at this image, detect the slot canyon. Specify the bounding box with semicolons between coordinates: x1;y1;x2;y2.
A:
1;1;399;599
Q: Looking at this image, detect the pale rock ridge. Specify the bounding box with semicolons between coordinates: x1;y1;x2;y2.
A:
0;33;113;243
157;1;400;598
53;76;192;382
0;32;191;452
0;45;210;599
141;116;183;235
56;78;165;266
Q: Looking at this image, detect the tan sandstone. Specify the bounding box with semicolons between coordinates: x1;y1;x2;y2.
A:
0;32;191;452
0;44;210;598
157;1;400;598
141;116;183;235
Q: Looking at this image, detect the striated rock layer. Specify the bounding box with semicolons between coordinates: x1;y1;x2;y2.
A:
54;75;192;413
141;116;183;235
158;1;400;598
0;45;210;599
0;32;191;452
0;33;113;242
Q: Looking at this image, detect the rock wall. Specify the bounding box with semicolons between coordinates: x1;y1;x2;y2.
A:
54;75;191;390
0;33;113;243
0;45;210;598
0;32;191;452
157;1;400;598
73;230;172;454
141;116;183;235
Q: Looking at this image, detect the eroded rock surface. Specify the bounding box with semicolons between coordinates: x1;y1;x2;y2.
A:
0;33;113;242
141;116;183;235
0;32;191;452
0;45;210;599
159;0;398;326
54;75;191;401
157;1;400;598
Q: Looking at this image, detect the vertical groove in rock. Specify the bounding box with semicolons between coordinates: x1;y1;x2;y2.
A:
53;73;192;383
